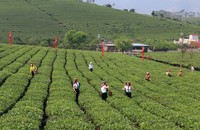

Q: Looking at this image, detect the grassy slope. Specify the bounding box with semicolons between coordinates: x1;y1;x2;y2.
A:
184;17;200;26
0;0;199;43
147;51;200;68
0;0;64;42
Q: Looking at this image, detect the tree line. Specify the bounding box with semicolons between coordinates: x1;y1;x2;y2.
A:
11;29;180;52
151;9;200;21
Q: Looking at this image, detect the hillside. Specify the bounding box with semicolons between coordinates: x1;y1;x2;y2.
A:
184;17;200;26
147;51;200;69
0;0;200;44
1;44;200;129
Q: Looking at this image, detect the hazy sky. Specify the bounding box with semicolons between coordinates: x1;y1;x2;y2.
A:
93;0;200;14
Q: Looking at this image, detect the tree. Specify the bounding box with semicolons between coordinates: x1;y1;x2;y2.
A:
86;0;95;4
14;36;24;44
188;41;197;65
112;3;115;7
105;4;112;8
63;30;88;49
151;11;156;16
39;40;49;47
114;36;132;53
129;8;135;13
89;39;99;50
27;37;40;45
179;32;187;68
160;14;164;18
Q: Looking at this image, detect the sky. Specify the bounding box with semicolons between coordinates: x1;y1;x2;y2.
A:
92;0;200;15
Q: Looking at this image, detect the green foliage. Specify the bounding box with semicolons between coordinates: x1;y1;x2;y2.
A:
0;0;199;50
26;37;40;45
143;38;179;51
147;51;200;68
39;40;49;47
129;8;135;13
89;38;99;50
114;35;132;52
154;9;198;22
14;36;24;44
63;30;88;49
1;44;200;129
151;11;156;16
184;17;200;26
105;4;112;8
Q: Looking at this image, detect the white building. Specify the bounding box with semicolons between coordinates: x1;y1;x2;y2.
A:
175;34;198;44
189;34;198;43
177;38;189;44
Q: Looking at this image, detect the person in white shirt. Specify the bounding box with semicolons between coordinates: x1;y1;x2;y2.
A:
122;82;132;98
191;65;195;71
166;70;172;77
73;78;80;104
100;81;109;101
89;62;93;72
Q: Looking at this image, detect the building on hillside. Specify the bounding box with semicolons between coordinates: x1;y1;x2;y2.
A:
174;34;199;44
177;37;189;44
98;42;151;53
189;34;198;43
131;43;150;53
104;43;116;52
97;41;117;52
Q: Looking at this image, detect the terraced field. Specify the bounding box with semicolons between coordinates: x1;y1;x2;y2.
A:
0;44;200;130
147;51;200;69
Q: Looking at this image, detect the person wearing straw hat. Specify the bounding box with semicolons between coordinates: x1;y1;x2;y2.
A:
177;69;183;76
145;72;151;81
166;70;172;77
30;63;38;76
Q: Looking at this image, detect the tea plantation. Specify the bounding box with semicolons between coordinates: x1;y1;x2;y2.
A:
147;51;200;69
0;44;200;130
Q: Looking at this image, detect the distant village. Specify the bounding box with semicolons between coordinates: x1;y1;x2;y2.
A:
174;34;200;48
100;34;200;53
